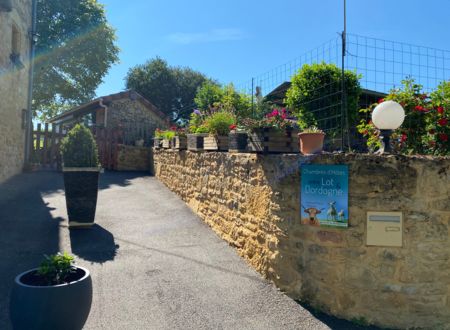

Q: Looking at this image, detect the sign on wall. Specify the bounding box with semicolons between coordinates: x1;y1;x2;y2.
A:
300;165;349;228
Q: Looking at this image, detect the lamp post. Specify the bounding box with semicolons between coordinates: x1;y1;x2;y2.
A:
371;100;405;154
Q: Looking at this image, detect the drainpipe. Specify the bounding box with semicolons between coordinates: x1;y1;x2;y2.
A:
24;0;37;167
99;98;108;127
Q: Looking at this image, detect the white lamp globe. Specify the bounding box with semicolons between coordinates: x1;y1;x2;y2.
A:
371;100;405;130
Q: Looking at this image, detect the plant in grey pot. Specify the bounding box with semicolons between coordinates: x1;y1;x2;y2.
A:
60;124;100;228
10;252;92;330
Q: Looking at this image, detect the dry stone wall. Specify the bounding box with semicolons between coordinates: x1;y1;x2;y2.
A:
154;150;450;329
0;0;32;183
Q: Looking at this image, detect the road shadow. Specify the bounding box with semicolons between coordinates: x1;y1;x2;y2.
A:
297;301;390;330
0;172;64;330
69;224;119;263
99;171;152;190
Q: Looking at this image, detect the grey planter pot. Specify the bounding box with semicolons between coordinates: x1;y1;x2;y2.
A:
10;266;92;330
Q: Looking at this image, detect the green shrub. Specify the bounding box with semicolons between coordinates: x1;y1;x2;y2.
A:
37;252;76;285
286;62;361;129
194;81;223;111
162;130;176;140
60;124;99;167
205;111;235;136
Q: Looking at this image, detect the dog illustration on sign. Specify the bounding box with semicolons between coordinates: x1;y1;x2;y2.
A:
301;205;323;226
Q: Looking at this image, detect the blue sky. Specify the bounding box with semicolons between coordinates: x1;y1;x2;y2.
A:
96;0;450;97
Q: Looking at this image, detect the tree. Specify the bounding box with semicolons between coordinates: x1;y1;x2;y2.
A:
34;0;119;121
125;58;210;121
286;62;361;130
194;82;252;119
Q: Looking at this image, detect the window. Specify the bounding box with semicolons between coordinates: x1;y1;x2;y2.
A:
10;23;24;69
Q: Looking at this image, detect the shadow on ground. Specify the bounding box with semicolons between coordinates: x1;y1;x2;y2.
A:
298;302;391;330
70;225;119;263
99;170;150;190
0;172;64;329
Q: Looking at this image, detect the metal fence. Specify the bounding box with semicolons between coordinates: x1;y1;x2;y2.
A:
236;33;450;151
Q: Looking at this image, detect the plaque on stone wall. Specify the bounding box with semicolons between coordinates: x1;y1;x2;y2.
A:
300;165;349;228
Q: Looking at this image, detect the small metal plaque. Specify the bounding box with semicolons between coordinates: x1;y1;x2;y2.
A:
367;212;402;247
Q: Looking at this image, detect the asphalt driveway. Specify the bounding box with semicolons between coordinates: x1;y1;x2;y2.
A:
0;171;351;329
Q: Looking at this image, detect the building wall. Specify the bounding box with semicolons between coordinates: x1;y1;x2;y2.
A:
154;150;450;329
0;0;32;183
107;98;168;139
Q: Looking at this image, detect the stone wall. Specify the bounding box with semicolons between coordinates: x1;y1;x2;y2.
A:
154;150;450;329
0;0;32;183
116;145;152;172
107;98;168;141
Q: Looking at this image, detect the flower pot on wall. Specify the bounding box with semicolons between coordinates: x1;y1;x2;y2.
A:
204;135;229;151
172;136;187;150
63;168;100;228
10;266;92;330
228;132;248;153
187;134;208;151
153;138;162;149
162;139;171;149
298;132;325;154
248;127;299;153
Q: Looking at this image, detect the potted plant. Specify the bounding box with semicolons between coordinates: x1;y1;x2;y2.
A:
162;130;175;149
153;128;163;148
187;110;208;151
10;252;92;330
228;124;248;153
172;127;187;150
203;110;235;151
298;126;326;154
244;108;299;153
60;124;100;228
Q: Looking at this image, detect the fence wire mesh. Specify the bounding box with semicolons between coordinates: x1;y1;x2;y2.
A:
236;33;450;151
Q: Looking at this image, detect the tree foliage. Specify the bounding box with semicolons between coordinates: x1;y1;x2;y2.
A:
286;62;361;129
125;57;210;121
194;82;252;119
34;0;119;121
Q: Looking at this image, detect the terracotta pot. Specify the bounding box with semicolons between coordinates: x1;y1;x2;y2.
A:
298;132;325;154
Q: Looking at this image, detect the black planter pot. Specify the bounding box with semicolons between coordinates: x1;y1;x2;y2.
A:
63;168;100;228
228;132;248;152
10;266;92;330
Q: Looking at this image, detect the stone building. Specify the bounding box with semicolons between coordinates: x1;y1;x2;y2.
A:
49;90;170;143
0;0;33;183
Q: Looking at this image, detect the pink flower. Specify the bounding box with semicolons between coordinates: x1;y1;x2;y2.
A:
438;118;448;127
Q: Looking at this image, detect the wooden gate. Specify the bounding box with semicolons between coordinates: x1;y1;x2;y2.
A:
31;124;120;170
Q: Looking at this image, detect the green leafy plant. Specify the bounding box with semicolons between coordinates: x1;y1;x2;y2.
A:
286;62;361;129
188;110;205;133
162;130;176;140
60;124;99;167
205;111;236;136
37;252;76;285
154;128;164;139
301;126;324;133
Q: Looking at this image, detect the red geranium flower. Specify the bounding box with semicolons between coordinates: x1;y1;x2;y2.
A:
415;105;424;112
401;133;407;142
378;98;385;103
438;118;448;127
229;124;237;131
437;106;444;114
439;133;448;142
